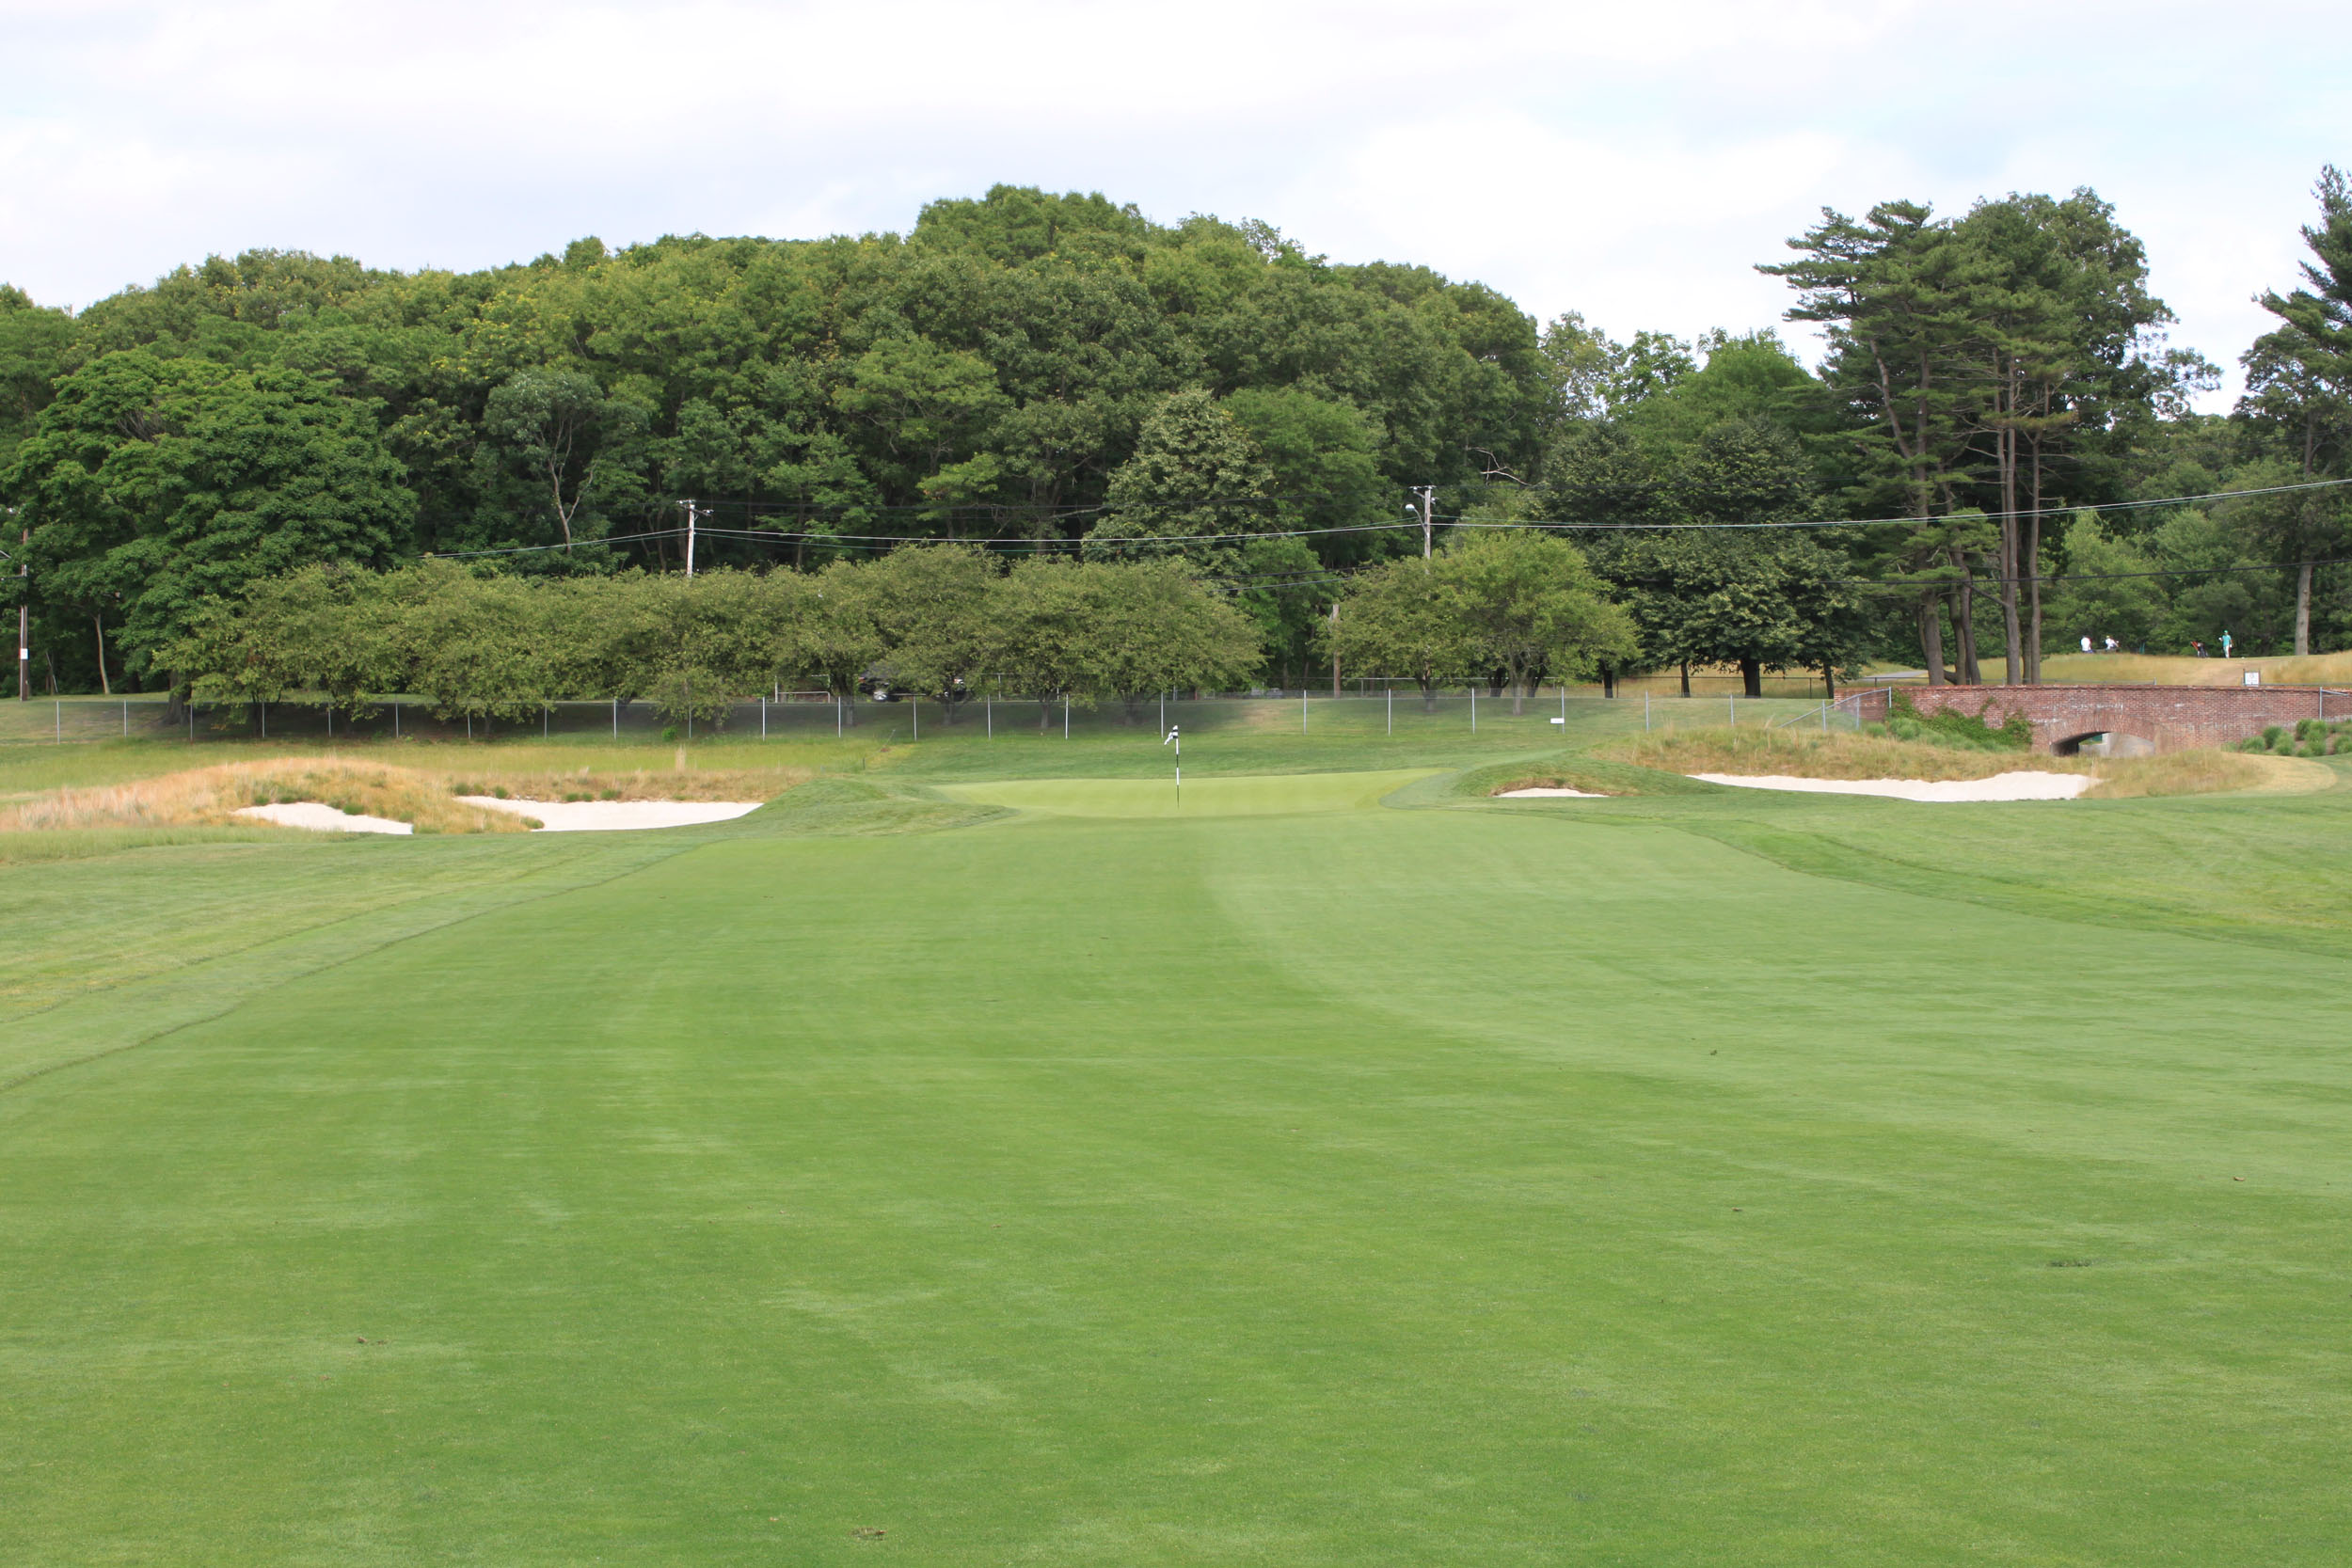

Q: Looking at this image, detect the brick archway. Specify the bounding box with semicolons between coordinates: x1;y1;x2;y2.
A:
1852;684;2346;754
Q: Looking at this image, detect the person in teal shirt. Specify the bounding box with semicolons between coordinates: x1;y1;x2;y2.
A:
2221;629;2234;658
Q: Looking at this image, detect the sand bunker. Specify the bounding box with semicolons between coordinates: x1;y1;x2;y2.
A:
1692;771;2092;802
1495;786;1606;798
234;802;415;834
460;797;764;832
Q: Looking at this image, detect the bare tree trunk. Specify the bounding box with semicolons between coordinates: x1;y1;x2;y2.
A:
93;613;110;696
1919;598;1947;687
1948;551;1981;685
1678;660;1691;698
2296;561;2313;657
2025;436;2045;683
1739;657;1763;699
1997;388;2023;684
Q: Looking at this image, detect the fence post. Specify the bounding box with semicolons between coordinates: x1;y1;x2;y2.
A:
986;692;992;738
543;704;548;738
260;700;266;740
1063;696;1070;739
761;695;767;738
1470;687;1476;734
1388;687;1392;735
912;695;918;740
394;701;401;739
1728;694;1736;727
612;697;617;739
1302;689;1308;733
55;697;60;742
1645;691;1651;731
122;698;128;736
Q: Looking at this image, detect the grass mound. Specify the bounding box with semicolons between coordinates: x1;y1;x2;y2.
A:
1448;754;1714;800
1604;726;2090;783
443;761;809;804
2087;751;2333;798
1;759;532;835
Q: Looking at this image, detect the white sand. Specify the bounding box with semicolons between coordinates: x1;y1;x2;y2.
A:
1495;786;1606;798
1691;771;2093;802
234;802;414;834
459;797;765;832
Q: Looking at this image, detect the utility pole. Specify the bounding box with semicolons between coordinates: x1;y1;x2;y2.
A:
682;499;698;578
1414;485;1436;559
1329;601;1341;696
13;513;26;703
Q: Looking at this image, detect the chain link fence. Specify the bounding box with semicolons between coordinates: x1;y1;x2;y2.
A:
1;688;1836;747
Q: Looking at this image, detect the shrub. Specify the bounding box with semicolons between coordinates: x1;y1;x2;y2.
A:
660;725;680;743
1887;691;2031;752
2262;724;2285;746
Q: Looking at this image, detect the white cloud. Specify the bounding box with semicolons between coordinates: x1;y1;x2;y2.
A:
2;0;2344;409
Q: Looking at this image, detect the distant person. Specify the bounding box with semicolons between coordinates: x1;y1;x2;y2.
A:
2220;629;2234;658
2105;636;2119;653
2192;640;2204;657
2081;635;2093;655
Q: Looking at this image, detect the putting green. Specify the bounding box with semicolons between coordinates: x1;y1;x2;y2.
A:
3;761;2349;1565
945;767;1437;816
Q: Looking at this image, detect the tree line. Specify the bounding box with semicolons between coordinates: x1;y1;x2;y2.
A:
174;531;1635;727
7;171;2350;698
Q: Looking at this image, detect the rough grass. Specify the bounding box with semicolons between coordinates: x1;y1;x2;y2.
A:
1602;726;2094;782
0;755;813;837
441;761;811;804
2085;751;2335;799
0;759;530;835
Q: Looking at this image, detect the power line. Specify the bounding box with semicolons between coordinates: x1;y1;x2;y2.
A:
413;474;2352;562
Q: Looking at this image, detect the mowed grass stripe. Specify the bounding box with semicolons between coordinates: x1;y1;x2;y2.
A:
2;784;2347;1563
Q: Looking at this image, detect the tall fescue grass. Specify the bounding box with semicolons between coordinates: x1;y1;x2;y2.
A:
2084;752;2333;799
446;764;808;804
0;759;529;835
2027;652;2352;687
1604;728;2095;782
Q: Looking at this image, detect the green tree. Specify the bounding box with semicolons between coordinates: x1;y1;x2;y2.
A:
1080;560;1263;721
992;559;1098;728
1324;556;1475;709
861;544;1001;719
1434;531;1635;712
793;559;883;725
2239;166;2352;654
3;350;412;702
1086;388;1274;567
479;369;648;552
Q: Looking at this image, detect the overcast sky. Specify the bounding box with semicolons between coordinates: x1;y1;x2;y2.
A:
4;1;2344;405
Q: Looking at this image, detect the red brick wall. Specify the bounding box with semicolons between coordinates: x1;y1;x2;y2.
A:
1852;684;2345;753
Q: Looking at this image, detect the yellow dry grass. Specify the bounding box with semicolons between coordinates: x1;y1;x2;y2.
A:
2028;652;2352;688
1603;727;2092;783
2;759;531;835
445;762;808;805
2083;751;2336;799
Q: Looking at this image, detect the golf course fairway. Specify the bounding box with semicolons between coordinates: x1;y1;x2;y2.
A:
4;760;2349;1565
